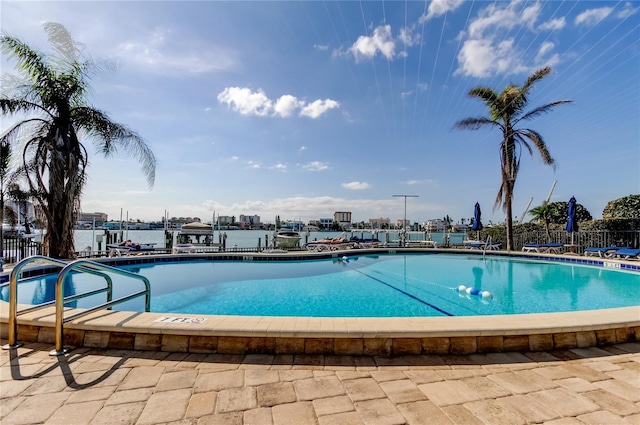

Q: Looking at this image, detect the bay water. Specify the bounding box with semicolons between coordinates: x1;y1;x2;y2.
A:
75;229;466;251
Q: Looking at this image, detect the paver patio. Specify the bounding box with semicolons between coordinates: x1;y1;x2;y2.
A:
1;340;639;424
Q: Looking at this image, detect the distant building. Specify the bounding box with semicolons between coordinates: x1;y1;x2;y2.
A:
280;221;304;231
369;217;390;229
238;214;261;229
218;216;234;225
334;212;352;230
318;218;334;230
396;218;410;229
79;212;108;223
424;219;447;232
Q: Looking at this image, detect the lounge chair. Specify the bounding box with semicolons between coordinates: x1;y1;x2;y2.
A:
609;247;640;260
522;243;564;254
306;237;355;252
108;243;156;257
584;246;619;258
464;241;500;250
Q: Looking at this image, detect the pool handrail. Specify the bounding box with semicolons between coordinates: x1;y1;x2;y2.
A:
51;259;151;355
2;255;115;349
1;255;151;355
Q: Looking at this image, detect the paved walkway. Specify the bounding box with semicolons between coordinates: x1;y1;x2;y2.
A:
1;340;639;425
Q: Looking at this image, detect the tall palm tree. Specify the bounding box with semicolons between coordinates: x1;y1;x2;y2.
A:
529;202;552;242
0;22;156;259
454;67;572;250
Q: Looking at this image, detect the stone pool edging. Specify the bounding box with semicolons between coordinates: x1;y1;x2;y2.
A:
2;249;639;356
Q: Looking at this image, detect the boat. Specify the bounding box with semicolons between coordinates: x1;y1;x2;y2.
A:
177;222;216;245
274;229;302;248
106;241;157;257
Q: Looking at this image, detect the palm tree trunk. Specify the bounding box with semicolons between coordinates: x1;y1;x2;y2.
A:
505;193;514;251
46;149;78;259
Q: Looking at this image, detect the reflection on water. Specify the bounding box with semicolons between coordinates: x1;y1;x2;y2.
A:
32;278;77;307
471;266;483;290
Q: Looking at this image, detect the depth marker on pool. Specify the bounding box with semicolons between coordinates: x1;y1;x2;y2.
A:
154;317;207;324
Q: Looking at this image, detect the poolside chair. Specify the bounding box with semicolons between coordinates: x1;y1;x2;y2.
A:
583;246;619;258
522;243;564;254
464;241;500;250
610;247;640;260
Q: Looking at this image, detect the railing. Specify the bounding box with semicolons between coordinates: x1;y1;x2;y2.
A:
512;230;640;251
1;255;151;356
483;235;492;259
2;238;44;264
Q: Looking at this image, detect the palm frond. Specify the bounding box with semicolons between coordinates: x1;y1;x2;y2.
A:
453;117;501;131
516;100;573;123
43;22;84;65
520;129;556;167
72;107;157;187
0;118;51;147
521;66;552;94
468;87;498;102
0;34;55;89
0;98;50;117
514;133;534;157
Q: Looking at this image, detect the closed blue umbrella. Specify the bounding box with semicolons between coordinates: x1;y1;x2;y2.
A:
565;196;578;233
565;196;578;250
472;202;483;239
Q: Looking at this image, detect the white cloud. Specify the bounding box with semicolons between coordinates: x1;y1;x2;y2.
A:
117;27;236;75
246;160;260;169
403;179;437;186
539;17;566;31
274;95;302;118
349;25;395;62
457;38;530;78
217;87;273;117
398;25;420;47
342;181;371;190
537;41;555;60
617;2;639;19
420;0;464;23
455;2;558;78
300;99;340;118
314;44;329;51
302;161;330;171
270;163;287;171
521;3;542;29
298;146;307;152
218;87;338;119
575;7;613;26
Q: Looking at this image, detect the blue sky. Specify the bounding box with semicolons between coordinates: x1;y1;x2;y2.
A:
1;1;638;225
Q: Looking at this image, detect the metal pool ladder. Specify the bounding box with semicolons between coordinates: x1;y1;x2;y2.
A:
482;235;492;259
1;255;151;356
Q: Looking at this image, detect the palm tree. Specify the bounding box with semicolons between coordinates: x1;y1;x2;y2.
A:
529;202;552;242
0;22;156;259
454;67;572;250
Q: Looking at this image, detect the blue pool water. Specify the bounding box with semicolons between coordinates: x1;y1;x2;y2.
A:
3;254;639;317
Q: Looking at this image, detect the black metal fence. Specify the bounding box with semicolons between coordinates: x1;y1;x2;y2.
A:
2;238;45;264
512;230;640;251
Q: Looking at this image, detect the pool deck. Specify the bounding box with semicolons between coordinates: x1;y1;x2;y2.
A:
2;339;639;424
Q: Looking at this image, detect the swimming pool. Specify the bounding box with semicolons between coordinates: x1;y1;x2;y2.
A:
6;253;639;317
